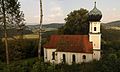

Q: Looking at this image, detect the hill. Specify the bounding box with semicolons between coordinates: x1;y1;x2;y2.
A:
27;23;64;32
27;21;120;31
105;20;120;27
27;20;120;31
27;23;64;29
102;20;120;30
0;23;64;38
1;21;119;39
101;20;120;41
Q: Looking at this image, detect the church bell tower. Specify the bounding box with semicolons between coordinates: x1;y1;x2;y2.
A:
89;2;102;60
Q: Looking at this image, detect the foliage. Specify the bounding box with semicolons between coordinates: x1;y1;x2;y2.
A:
0;25;119;72
0;0;25;29
0;0;26;64
58;8;89;35
0;2;120;71
0;39;38;62
8;39;38;61
0;31;52;62
0;56;120;72
0;58;36;72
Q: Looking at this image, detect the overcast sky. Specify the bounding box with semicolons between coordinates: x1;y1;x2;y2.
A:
19;0;120;24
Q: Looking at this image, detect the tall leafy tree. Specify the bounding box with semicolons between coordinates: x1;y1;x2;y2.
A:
59;8;89;35
0;0;25;64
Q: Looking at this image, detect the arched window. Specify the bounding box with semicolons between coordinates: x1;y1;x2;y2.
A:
94;27;96;31
72;54;76;63
52;52;55;60
83;55;86;59
63;54;66;63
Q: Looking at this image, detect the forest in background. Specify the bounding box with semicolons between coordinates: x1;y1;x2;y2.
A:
0;0;120;71
0;22;120;72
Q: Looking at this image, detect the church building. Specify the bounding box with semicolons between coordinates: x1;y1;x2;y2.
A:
43;2;102;64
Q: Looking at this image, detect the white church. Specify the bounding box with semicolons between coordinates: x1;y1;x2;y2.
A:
43;2;102;64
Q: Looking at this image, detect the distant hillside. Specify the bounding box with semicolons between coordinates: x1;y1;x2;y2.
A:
27;23;65;32
27;21;120;31
27;20;120;31
0;29;33;38
43;23;64;28
101;20;120;41
102;20;120;30
0;23;64;38
106;21;120;27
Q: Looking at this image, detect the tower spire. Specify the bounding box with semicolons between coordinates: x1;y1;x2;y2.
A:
89;1;102;21
94;1;96;8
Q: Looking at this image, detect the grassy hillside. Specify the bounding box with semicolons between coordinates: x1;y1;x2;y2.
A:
27;23;64;32
27;20;120;31
102;20;120;30
106;20;120;27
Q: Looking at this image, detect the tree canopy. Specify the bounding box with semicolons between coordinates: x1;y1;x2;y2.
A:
59;8;89;35
0;0;25;30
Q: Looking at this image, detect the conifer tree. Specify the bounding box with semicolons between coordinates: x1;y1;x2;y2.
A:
0;0;25;64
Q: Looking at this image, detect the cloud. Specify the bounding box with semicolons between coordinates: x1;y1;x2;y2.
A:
24;0;65;24
43;1;65;24
113;8;117;11
48;6;63;18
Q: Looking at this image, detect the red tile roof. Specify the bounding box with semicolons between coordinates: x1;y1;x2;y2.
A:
43;35;93;53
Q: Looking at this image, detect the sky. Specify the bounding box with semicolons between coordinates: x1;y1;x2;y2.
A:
19;0;120;24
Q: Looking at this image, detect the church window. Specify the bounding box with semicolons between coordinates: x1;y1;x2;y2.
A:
72;54;76;63
94;27;96;31
46;50;47;59
63;54;66;63
83;55;86;59
52;52;55;60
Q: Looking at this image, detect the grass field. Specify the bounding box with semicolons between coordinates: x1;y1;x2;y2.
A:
2;34;39;41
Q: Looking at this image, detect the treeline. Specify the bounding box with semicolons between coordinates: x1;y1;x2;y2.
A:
0;39;38;62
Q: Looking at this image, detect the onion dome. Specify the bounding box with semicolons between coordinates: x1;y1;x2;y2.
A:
89;2;102;21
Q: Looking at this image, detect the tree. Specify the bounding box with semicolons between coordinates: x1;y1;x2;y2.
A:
0;0;25;64
59;8;89;35
38;0;43;59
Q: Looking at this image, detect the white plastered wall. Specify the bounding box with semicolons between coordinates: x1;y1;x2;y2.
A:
44;48;56;63
89;21;101;50
93;50;101;60
89;34;101;50
57;52;93;65
89;21;101;60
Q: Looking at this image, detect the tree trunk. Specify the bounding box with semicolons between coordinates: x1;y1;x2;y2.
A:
2;0;9;64
38;0;43;59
